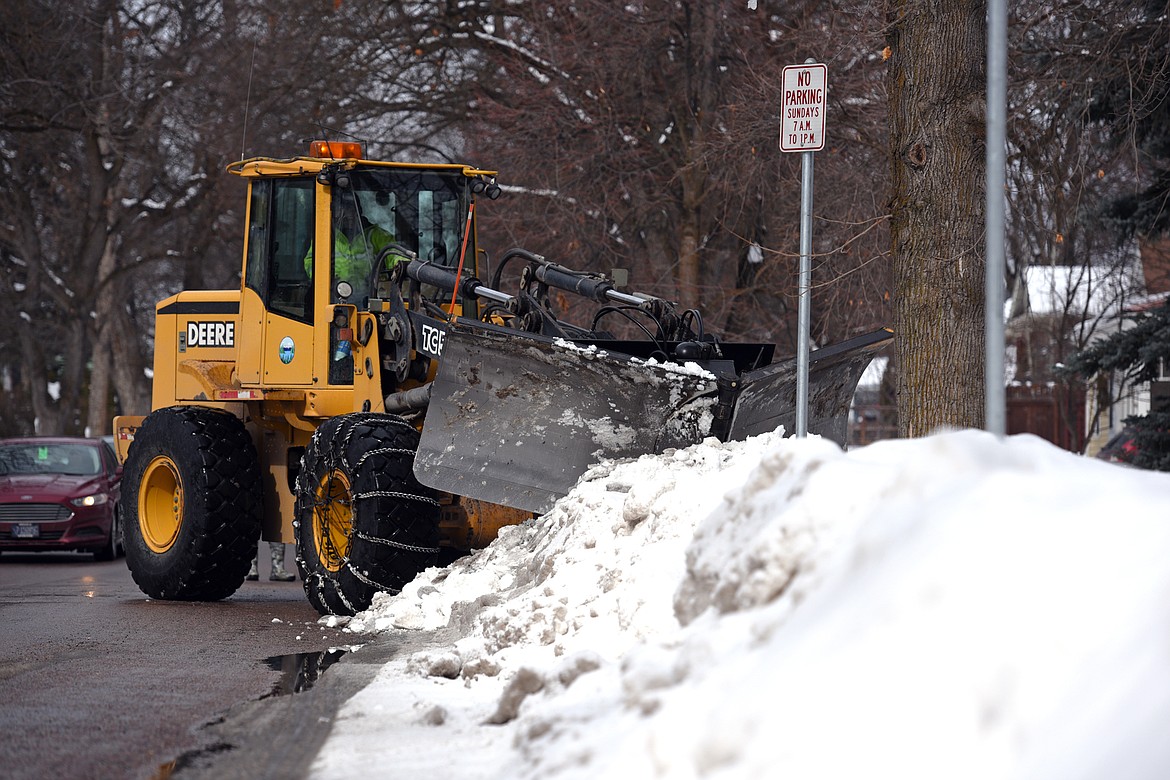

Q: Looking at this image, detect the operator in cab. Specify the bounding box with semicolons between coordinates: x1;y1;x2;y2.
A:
305;191;402;304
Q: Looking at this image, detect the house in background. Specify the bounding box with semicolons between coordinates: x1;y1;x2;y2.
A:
1011;235;1170;456
1079;236;1170;456
850;237;1165;453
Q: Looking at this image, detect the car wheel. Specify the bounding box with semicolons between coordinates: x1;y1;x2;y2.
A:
93;510;119;562
294;413;440;616
121;406;262;601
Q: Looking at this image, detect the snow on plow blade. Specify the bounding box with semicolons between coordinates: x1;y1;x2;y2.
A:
414;322;892;514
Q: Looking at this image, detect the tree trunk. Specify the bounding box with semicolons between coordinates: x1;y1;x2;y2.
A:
673;1;719;310
677;178;703;307
18;323;56;436
86;335;112;436
86;236;120;436
886;0;987;437
109;299;153;418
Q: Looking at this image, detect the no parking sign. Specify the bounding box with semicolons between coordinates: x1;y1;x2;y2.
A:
780;63;827;152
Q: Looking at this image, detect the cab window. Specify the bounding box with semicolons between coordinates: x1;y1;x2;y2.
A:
336;169;470;305
245;179;315;322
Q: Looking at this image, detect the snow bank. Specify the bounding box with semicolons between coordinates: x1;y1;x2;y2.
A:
313;430;1170;780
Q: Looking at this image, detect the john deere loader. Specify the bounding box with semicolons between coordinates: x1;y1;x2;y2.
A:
113;140;890;615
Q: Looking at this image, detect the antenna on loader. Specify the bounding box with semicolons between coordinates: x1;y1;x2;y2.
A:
240;39;258;161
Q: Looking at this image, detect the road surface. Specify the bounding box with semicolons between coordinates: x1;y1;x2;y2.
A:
0;549;361;780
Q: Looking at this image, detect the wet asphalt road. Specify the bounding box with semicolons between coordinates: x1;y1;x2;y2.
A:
0;550;374;780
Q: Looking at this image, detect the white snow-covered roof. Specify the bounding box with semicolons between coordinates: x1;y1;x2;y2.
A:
1016;260;1144;319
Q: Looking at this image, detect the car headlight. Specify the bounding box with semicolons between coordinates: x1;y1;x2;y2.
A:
70;493;110;507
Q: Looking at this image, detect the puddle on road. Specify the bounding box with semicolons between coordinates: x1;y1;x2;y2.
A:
263;647;350;696
152;647;360;777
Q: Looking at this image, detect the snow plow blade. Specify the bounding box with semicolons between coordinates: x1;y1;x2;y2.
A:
726;328;894;443
414;323;891;515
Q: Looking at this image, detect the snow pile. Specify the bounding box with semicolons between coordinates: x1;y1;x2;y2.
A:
314;430;1170;780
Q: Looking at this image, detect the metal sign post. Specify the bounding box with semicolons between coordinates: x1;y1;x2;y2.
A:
780;62;827;437
796;152;814;437
985;0;1007;435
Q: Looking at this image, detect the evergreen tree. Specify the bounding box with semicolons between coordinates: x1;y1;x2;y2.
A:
1065;300;1170;471
1068;3;1170;469
1095;1;1170;236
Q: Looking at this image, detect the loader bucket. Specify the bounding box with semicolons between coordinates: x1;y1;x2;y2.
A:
414;322;892;514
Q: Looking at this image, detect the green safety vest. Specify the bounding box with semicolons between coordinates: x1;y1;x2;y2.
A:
304;224;398;282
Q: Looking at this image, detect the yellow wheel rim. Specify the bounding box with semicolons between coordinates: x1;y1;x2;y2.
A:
313;469;353;573
139;456;183;553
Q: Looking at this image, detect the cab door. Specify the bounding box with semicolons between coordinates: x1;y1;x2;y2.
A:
237;178;316;386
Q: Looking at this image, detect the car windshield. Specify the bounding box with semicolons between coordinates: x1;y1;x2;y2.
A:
0;443;102;476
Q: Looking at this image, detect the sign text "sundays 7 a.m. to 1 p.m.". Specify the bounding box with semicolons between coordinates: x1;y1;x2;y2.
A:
780;63;827;153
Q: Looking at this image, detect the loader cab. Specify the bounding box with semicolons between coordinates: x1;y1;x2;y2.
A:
228;143;495;397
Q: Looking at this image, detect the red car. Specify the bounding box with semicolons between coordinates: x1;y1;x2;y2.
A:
1096;426;1139;465
0;437;123;560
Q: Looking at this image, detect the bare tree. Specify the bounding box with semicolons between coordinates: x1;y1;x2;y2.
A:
0;0;464;436
5;0;1161;445
0;1;160;435
428;1;895;353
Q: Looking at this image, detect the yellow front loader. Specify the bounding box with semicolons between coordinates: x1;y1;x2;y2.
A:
115;141;889;616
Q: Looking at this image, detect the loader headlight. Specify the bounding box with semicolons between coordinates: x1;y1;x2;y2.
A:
315;164;352;189
471;176;501;199
71;493;109;507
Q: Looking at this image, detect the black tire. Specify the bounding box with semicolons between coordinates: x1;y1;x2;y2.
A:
92;510;120;562
120;407;262;601
294;413;440;616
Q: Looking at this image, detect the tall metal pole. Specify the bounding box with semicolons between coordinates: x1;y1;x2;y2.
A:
796;149;814;437
985;0;1007;435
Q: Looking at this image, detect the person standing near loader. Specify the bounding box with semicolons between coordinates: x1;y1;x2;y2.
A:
247;542;295;582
